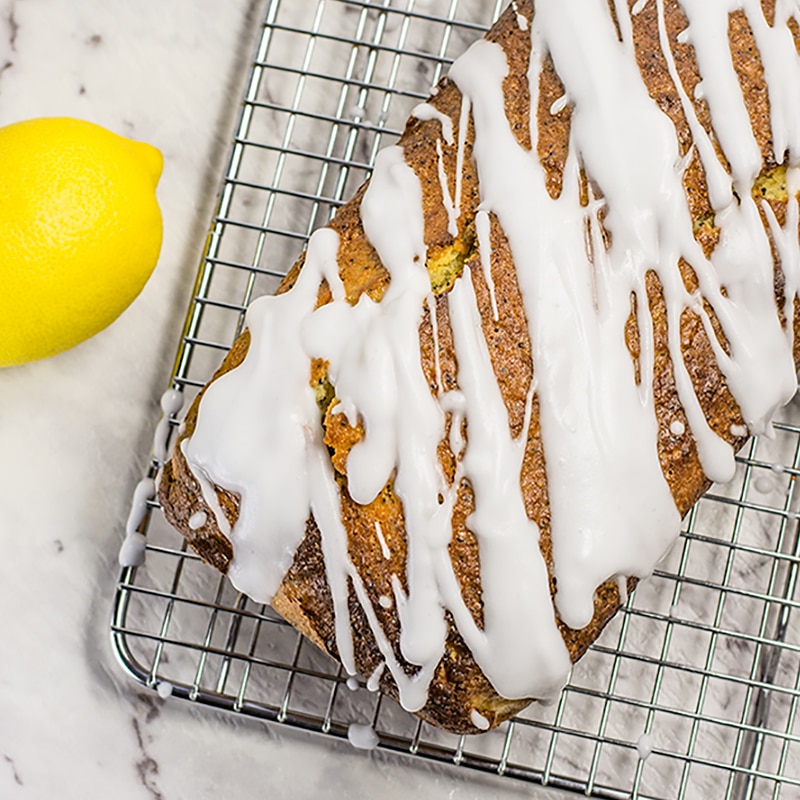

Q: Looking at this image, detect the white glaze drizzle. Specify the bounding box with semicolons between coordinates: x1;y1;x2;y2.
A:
451;31;683;630
454;93;470;224
475;208;500;320
670;420;686;436
374;520;391;560
616;575;628;604
118;532;147;569
511;0;530;31
550;94;569;115
179;1;800;712
412;102;454;145
427;293;444;392
754;475;775;494
120;477;155;567
125;477;155;537
188;510;207;530
367;661;385;692
744;1;800;164
153;388;184;464
180;440;232;539
637;733;654;760
470;710;491;730
183;229;344;600
436;138;460;237
445;270;570;695
156;681;174;700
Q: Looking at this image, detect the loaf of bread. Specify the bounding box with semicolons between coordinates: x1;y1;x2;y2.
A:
159;0;800;733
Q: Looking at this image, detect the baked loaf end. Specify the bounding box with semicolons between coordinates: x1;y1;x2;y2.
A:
159;0;800;733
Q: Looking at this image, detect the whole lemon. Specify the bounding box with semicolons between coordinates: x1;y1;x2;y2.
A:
0;117;163;367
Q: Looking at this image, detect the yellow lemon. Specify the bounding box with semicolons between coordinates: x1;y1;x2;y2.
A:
0;117;163;367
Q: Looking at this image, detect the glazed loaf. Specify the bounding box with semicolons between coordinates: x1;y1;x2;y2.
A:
159;0;800;733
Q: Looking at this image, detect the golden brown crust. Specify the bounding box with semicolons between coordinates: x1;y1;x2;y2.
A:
158;1;800;733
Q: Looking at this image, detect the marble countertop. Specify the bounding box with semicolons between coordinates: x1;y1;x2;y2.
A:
0;2;562;798
8;2;797;798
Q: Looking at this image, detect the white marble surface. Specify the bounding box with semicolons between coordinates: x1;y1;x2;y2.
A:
0;2;563;798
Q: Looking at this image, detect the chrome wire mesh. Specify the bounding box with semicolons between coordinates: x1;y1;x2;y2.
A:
111;2;800;797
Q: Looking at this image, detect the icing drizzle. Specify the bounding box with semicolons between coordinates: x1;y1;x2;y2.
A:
179;1;800;713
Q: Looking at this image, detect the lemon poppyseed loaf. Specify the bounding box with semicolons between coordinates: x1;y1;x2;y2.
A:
159;0;800;733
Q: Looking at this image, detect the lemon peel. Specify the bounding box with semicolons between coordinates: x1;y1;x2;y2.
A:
0;117;163;367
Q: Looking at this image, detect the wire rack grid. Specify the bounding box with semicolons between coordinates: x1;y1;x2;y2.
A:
111;1;800;798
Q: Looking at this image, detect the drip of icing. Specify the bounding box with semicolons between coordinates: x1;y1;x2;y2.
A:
153;388;184;463
347;723;379;750
475;209;499;320
184;228;344;602
346;676;360;691
355;147;451;681
454;93;470;223
754;475;775;494
379;595;393;609
470;710;491;730
668;603;680;617
616;575;628;604
694;81;705;102
511;0;530;31
550;94;569;115
374;521;391;559
743;1;800;163
125;477;155;537
120;477;155;567
451;33;682;630
180;0;800;714
679;1;762;189
669;420;686;437
367;661;385;692
436;139;459;237
119;533;147;569
188;510;207;530
442;390;467;458
156;681;174;700
412;102;454;145
637;733;654;760
653;0;796;448
181;440;232;539
445;269;570;696
427;293;444;392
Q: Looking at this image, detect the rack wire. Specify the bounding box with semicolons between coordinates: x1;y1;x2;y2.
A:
111;1;800;797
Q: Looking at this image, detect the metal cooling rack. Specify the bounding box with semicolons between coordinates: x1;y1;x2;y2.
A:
111;1;800;798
